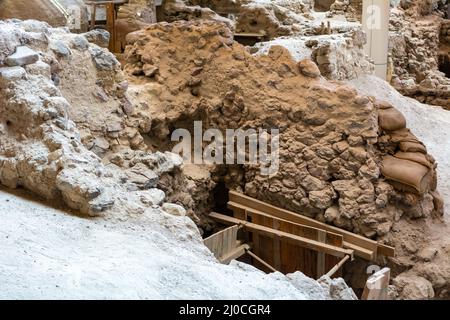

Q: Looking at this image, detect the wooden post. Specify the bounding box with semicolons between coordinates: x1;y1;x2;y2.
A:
90;3;96;30
272;219;281;270
316;230;326;278
245;249;278;273
325;255;350;278
106;3;115;52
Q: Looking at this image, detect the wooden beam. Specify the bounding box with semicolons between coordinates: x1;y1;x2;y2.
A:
204;225;241;261
90;3;96;30
210;212;354;259
245;249;278;273
228;202;344;246
228;191;394;259
377;244;395;257
219;244;251;264
106;3;115;52
229;200;373;260
316;230;326;277
234;32;265;38
325;255;350;278
343;241;375;261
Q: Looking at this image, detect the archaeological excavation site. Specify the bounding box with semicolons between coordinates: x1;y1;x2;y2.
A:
0;0;449;303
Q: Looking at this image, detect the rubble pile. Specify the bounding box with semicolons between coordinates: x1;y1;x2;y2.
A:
389;0;450;109
0;20;186;219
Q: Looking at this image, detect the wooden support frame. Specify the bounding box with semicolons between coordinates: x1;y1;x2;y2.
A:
85;0;128;52
204;224;243;263
228;201;344;246
325;255;350;278
219;243;251;264
228;191;394;260
210;212;354;259
245;249;278;273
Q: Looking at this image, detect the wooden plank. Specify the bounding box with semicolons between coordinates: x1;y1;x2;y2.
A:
106;3;115;52
230;201;376;261
230;202;347;276
252;211;272;271
219;244;251;264
210;212;354;258
228;202;343;246
316;230;326;277
343;241;374;261
234;32;266;38
325;255;351;278
232;206;247;220
325;230;342;277
377;244;395;257
90;4;96;30
272;219;281;270
361;268;390;300
203;225;240;259
229;191;392;259
246;249;278;273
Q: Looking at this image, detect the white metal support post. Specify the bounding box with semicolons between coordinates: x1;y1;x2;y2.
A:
362;0;390;80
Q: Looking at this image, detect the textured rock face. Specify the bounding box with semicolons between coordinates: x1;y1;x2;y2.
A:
0;19;359;301
252;28;372;81
123;20;442;240
235;2;303;38
308;30;373;80
389;2;450;109
160;0;234;29
115;0;157;52
0;20;184;218
5;46;39;66
121;19;450;299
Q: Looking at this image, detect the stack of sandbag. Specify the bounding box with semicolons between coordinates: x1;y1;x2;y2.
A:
377;101;437;195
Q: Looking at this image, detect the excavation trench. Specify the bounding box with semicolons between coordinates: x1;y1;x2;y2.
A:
147;122;385;297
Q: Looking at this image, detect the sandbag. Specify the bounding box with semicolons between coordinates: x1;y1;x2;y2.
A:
399;141;427;154
378;107;406;131
394;151;434;169
376;100;394;110
381;155;433;195
389;128;416;143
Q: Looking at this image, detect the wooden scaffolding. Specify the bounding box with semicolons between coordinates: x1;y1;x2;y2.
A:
205;191;395;280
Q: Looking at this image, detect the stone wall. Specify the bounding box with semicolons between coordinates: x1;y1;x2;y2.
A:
389;3;450;109
123;20;442;238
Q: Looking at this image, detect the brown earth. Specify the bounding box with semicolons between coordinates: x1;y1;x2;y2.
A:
0;0;67;26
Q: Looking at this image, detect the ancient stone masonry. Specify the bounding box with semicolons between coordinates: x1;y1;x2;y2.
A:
116;0;158;51
118;18;450;298
389;0;450;109
327;0;362;22
1;0;449;300
0;20;188;221
159;0;234;29
123;20;442;241
308;29;373;80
